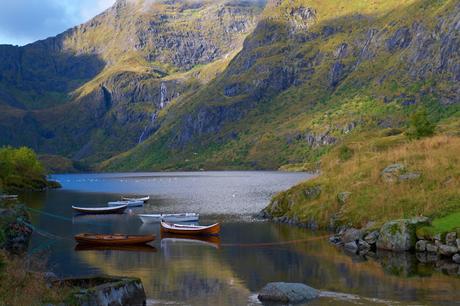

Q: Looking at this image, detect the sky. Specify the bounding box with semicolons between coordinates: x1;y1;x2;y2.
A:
0;0;116;46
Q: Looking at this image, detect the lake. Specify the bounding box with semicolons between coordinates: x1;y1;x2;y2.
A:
20;171;460;305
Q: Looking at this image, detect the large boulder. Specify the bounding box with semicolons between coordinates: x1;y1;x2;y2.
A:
377;217;430;252
258;282;319;303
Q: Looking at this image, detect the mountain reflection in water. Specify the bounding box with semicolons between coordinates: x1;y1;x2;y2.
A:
19;172;460;305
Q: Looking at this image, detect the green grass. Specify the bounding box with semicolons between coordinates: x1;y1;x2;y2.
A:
417;212;460;239
264;133;460;229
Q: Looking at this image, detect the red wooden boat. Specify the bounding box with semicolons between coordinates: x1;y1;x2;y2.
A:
74;244;157;252
74;233;155;246
160;221;220;236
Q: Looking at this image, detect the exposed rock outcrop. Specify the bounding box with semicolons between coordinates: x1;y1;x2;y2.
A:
58;275;146;306
0;204;33;254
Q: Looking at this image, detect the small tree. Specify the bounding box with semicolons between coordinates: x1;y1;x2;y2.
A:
408;107;435;139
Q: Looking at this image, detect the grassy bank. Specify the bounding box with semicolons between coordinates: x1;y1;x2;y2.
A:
0;251;70;305
0;147;61;193
264;130;460;236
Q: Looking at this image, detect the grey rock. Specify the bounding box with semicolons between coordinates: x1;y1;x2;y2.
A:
344;241;359;253
415;240;427;252
426;243;438;253
337;192;352;205
387;27;412;52
398;173;421;181
342;228;363;243
377;219;418;251
438;244;458;257
329;235;342;244
409;216;431;226
303;185;321;200
381;163;405;183
445;232;457;246
453;254;460;264
434;233;442;241
358;239;371;252
63;276;146;305
258;282;319;303
364;231;380;245
457;238;460;249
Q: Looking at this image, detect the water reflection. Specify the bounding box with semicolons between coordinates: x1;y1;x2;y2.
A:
21;172;460;305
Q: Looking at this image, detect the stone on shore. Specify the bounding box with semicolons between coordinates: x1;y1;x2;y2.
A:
438;244;458;257
344;241;359;253
364;231;379;245
452;254;460;264
376;217;429;251
60;275;146;306
415;240;427;252
258;282;319;303
445;232;457;246
426;243;438;253
341;228;363;243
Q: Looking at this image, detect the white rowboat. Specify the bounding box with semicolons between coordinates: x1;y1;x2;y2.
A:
121;196;150;202
138;213;199;223
72;205;128;214
108;200;143;207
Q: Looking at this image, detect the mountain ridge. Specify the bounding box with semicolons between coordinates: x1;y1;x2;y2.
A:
0;0;459;172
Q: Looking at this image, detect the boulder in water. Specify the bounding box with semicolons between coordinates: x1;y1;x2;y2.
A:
258;282;319;303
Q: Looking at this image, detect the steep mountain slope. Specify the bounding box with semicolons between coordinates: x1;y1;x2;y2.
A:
0;0;264;163
103;0;460;171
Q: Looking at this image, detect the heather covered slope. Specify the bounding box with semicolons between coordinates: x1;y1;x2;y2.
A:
103;0;460;171
0;0;264;163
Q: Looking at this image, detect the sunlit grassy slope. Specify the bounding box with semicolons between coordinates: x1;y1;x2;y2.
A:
263;129;460;231
102;0;459;171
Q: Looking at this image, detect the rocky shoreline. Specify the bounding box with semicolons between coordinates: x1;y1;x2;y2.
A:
259;212;460;274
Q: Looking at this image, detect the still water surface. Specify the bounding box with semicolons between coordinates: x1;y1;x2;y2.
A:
20;172;460;305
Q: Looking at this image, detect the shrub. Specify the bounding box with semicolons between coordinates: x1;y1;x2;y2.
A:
338;145;354;161
407;107;435;139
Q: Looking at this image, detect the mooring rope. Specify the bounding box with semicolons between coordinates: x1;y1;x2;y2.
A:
220;235;329;248
23;207;329;249
25;206;111;227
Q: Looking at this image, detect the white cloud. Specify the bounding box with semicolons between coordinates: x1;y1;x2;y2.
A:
0;0;116;46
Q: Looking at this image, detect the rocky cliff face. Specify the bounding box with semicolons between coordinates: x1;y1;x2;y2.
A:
0;0;264;163
104;0;460;171
1;0;459;170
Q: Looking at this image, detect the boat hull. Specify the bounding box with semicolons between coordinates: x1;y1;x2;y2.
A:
75;244;157;252
160;221;220;236
108;200;143;207
138;213;199;223
121;196;150;202
72;205;127;214
75;233;155;245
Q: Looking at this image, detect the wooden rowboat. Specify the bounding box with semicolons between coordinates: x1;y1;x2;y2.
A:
160;221;220;236
75;244;157;253
121;196;150;202
74;233;155;245
72;205;127;214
